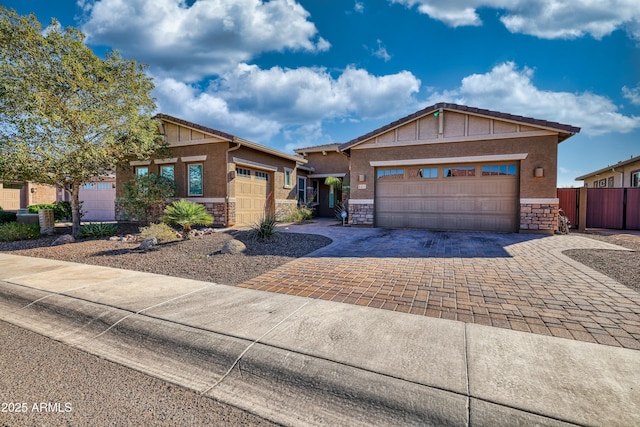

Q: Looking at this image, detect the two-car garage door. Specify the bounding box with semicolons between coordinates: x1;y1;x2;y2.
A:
376;163;518;232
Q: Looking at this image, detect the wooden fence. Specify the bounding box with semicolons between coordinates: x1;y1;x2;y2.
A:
557;187;640;230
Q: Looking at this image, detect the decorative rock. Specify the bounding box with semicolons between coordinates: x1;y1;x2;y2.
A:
108;236;120;241
52;234;75;246
221;239;246;254
138;238;157;250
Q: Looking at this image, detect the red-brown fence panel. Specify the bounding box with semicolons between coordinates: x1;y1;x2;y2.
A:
557;188;579;229
626;188;640;230
586;188;624;229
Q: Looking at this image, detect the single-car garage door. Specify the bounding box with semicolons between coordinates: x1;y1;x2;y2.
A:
80;180;116;221
235;167;271;226
376;163;518;232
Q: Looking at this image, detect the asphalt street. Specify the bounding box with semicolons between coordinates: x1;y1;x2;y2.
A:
0;321;277;427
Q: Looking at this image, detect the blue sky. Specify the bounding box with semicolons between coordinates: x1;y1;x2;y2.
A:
5;0;640;187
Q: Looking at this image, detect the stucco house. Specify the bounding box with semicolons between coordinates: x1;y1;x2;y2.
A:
116;114;307;227
334;103;580;234
119;103;578;234
0;181;57;211
575;154;640;188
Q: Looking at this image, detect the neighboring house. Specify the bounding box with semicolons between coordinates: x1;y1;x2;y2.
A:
0;181;57;211
575;155;640;188
294;143;350;218
336;102;580;234
116;114;307;227
56;176;117;221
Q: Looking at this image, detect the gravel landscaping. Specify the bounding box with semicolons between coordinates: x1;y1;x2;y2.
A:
0;224;638;293
563;231;640;292
0;224;332;286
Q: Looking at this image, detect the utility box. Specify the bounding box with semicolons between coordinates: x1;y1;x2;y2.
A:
38;209;55;235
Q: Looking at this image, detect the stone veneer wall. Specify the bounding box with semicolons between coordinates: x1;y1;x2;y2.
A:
520;201;559;234
275;199;297;221
348;201;374;226
202;201;227;226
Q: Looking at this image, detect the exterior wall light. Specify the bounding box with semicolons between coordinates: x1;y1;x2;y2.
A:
534;167;544;177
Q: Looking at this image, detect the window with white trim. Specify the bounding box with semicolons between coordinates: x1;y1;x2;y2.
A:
188;164;203;196
632;170;640;188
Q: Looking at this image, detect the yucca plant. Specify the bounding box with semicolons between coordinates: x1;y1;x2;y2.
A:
79;222;118;239
162;199;213;236
249;214;278;240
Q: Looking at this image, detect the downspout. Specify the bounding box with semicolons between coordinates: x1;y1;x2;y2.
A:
611;166;624;187
225;139;242;226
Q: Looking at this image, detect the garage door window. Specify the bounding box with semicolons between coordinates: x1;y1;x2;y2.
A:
236;167;251;178
377;168;404;179
255;171;268;181
444;166;475;177
188;164;203;196
481;164;516;176
418;167;438;179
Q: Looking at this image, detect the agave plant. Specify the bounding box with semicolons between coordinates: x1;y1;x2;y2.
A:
162;199;213;236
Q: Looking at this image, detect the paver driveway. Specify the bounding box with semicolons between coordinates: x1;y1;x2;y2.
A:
238;222;640;350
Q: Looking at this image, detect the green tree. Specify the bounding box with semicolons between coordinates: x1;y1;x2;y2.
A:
163;199;213;237
116;174;176;224
0;8;164;237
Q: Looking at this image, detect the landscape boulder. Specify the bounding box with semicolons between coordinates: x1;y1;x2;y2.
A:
221;239;246;254
51;234;75;246
138;238;157;250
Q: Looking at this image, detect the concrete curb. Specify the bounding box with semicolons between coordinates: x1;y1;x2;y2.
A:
1;253;640;426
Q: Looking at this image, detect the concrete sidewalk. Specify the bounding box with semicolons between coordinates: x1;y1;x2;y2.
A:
1;252;639;426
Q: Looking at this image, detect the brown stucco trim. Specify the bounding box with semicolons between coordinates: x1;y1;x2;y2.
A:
339;102;580;151
156;114;307;165
155;114;235;141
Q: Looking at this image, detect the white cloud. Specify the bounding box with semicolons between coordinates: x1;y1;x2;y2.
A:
153;64;420;144
390;0;640;40
372;39;392;61
426;62;640;135
80;0;330;81
623;85;640;105
354;1;365;13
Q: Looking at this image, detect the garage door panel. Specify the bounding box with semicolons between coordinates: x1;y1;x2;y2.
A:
376;164;518;232
235;170;270;226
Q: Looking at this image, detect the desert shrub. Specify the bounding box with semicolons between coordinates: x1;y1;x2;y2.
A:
334;200;347;221
287;206;313;224
249;215;278;240
79;222;118;239
139;222;179;243
0;210;17;224
162;199;213;234
27;201;78;221
0;222;40;241
117;174;176;224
